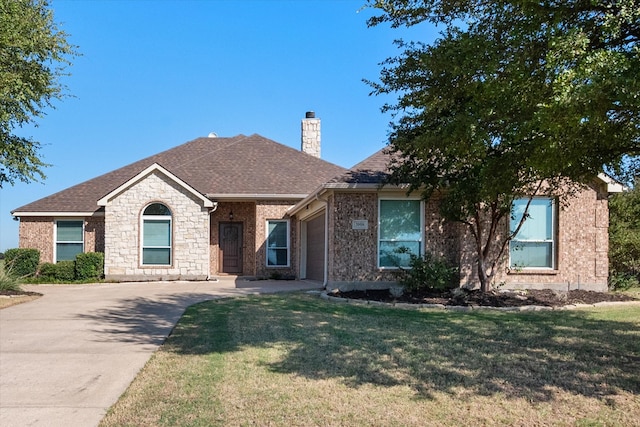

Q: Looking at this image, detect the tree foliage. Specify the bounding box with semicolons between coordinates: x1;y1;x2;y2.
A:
0;0;77;187
609;182;640;287
367;0;640;291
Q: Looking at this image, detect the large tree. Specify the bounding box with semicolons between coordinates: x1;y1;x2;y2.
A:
367;0;640;291
0;0;77;187
609;180;640;287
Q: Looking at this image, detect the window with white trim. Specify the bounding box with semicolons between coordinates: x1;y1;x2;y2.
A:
510;198;555;269
378;199;423;268
55;220;84;262
142;203;172;265
266;220;289;267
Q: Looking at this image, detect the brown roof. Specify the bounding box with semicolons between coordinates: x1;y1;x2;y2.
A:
13;134;346;214
329;148;393;184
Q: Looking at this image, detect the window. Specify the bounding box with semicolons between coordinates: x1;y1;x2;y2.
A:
56;220;84;262
266;220;289;267
378;199;423;268
142;203;172;265
510;198;555;269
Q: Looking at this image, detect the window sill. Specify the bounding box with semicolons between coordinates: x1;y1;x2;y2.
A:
507;268;558;275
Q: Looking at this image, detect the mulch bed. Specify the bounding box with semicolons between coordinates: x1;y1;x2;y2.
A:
0;290;42;297
333;288;638;307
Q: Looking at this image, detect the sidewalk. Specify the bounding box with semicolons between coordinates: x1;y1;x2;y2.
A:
0;278;322;427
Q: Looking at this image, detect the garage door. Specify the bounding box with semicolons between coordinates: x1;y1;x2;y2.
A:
305;213;325;281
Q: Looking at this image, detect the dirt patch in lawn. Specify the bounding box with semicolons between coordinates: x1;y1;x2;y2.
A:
333;288;638;307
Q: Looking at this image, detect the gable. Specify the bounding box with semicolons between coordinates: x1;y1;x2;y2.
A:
97;163;213;207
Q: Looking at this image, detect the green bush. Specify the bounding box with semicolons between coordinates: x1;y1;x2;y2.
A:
4;248;40;278
54;261;76;281
75;252;104;280
397;252;459;292
609;272;640;291
37;263;58;280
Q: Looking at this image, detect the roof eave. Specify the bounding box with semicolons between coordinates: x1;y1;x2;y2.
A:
596;173;625;193
288;182;412;215
12;211;105;218
205;193;308;201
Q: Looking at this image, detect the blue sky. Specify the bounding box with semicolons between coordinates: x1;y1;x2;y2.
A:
0;0;437;251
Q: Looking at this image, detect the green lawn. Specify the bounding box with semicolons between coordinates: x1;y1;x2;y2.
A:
101;293;640;426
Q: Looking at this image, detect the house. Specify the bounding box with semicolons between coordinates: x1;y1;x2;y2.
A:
12;113;623;291
12;113;345;281
289;148;624;292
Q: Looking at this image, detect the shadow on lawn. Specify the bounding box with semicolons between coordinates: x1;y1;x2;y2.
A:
82;293;640;402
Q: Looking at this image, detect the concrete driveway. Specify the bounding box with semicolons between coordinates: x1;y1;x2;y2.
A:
0;278;322;427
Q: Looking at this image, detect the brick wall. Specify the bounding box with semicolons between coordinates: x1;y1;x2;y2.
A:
208;200;298;278
324;184;609;291
255;200;297;278
209;202;256;276
492;183;610;291
19;216;105;264
327;191;461;289
103;171;210;281
19;217;54;263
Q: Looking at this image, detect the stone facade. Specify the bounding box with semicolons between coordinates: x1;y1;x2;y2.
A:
301;114;321;158
102;171;210;281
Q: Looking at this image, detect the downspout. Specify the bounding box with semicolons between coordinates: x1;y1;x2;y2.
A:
206;201;219;281
315;192;330;289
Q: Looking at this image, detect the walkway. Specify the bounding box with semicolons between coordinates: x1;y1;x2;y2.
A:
0;278;322;427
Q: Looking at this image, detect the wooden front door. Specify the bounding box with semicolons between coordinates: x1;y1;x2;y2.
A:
220;222;243;274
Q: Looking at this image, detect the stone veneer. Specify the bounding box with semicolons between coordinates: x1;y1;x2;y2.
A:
103;171;210;281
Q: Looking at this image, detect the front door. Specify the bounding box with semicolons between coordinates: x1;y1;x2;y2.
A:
220;222;243;274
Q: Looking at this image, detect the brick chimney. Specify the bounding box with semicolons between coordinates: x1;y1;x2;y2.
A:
301;111;320;158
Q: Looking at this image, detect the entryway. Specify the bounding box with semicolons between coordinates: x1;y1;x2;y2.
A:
219;222;243;274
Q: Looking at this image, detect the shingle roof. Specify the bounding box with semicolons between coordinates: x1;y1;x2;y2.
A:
329;148;393;184
13;134;346;214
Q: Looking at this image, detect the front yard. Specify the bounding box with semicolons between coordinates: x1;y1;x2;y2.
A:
100;293;640;426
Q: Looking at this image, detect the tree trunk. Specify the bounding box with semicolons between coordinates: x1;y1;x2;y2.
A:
477;257;491;292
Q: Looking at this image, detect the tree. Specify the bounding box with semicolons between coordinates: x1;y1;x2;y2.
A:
367;0;640;291
609;181;640;288
0;0;77;187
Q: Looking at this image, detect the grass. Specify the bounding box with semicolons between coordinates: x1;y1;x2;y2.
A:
100;293;640;426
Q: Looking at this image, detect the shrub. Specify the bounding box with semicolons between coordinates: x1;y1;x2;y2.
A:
55;261;76;281
4;248;40;278
37;263;58;280
0;267;22;292
75;252;104;280
609;272;640;291
396;251;459;292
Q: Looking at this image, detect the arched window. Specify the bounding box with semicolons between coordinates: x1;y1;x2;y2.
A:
141;203;172;265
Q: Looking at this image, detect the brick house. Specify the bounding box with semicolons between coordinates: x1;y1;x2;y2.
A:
12;113;622;290
13;113;344;281
289;148;624;292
